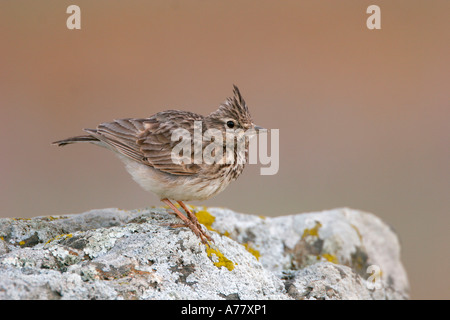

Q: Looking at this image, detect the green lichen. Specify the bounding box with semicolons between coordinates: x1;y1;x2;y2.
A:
350;246;370;276
41;216;68;222
206;246;235;271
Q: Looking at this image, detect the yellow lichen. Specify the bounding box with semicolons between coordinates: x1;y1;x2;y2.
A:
19;241;25;246
350;224;363;241
320;253;339;264
302;221;322;239
194;208;234;239
195;209;216;231
44;233;73;246
44;216;67;221
243;243;261;260
206;246;235;271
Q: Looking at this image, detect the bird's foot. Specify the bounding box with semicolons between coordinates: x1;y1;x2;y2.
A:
161;198;212;244
177;201;214;243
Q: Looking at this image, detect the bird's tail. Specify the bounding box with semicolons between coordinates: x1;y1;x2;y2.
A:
52;135;99;146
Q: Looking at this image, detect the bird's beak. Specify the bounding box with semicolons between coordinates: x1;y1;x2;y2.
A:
245;124;267;137
246;124;266;137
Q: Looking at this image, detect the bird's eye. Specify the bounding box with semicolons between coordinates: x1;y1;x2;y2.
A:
226;120;235;129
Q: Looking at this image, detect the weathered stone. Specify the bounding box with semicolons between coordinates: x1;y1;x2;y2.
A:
0;207;409;299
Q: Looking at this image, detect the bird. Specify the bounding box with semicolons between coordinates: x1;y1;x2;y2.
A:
52;85;262;244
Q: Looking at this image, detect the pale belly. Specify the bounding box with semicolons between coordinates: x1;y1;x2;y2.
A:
121;157;232;201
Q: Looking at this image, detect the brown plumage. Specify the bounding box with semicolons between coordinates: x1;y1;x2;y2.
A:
53;85;261;244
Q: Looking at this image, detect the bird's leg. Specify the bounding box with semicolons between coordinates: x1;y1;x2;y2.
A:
161;198;208;244
177;201;201;228
177;201;213;242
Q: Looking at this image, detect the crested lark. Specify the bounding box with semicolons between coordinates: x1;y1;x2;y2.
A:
53;85;262;244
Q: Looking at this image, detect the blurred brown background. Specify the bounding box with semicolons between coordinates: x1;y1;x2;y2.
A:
0;0;448;299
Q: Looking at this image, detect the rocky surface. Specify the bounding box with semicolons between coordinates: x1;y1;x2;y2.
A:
0;207;409;299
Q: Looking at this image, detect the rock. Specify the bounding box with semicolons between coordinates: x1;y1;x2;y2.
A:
0;207;409;299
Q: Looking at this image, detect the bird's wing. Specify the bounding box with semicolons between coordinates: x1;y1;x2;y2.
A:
85;118;146;163
87;111;203;176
